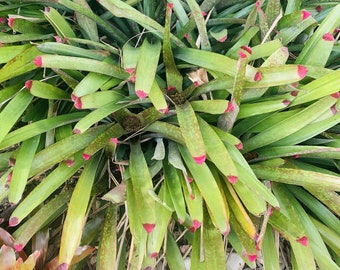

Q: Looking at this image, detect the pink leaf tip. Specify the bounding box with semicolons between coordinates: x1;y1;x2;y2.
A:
297;65;307;79
73;97;82;110
235;142;243;150
110;137;119;144
82;153;91;161
6;172;12;183
296;236;308;246
238;51;247;59
158;106;169;114
331;92;340;99
248;254;257;262
193;219;201;230
193;154;206;164
129;74;136;82
143;223;155;234
14;244;23;252
44;7;51;12
190;220;201;232
225;101;234;113
9;217;19;227
7;18;14;28
33;56;42;67
322;33;334;41
301;10;311;20
57;263;69;270
73;128;81;134
316;5;322;12
218;35;227;42
54;35;63;43
241;45;252;55
0;17;5;24
227;175;238;184
25;80;32;90
167;3;173;9
201;11;207;17
222;223;230;236
125;67;135;74
136;90;148;99
331;104;338;115
184;33;189;40
254;71;262;82
149;252;158;259
282;99;291;106
65;159;75;167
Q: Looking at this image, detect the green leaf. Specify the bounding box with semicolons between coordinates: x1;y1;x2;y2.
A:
0;90;33;144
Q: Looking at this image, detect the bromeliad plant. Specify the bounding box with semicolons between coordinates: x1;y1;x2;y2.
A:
0;0;340;269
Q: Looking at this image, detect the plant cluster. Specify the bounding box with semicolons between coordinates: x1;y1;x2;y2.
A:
0;0;339;269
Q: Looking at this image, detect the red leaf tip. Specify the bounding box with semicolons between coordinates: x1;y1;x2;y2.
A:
65;159;75;167
254;71;262;81
33;56;42;67
248;254;257;262
143;223;155;234
296;236;308;246
167;3;173;9
9;217;19;227
240;45;252;55
316;5;322;12
227;175;238;184
301;10;311;20
291;90;299;96
167;86;176;92
14;244;23;252
193;154;206;164
322;33;334;41
25;80;32;90
297;65;307;79
136;90;148;99
282;99;291;106
201;11;207;17
331;92;340;99
149;252;158;259
82;153;91;161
